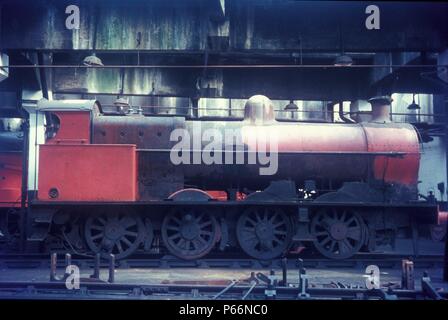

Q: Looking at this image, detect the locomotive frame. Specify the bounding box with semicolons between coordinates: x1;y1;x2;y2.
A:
28;196;438;260
0;96;441;261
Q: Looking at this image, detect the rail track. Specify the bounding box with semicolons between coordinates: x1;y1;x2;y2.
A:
0;278;445;300
0;252;446;300
0;252;444;270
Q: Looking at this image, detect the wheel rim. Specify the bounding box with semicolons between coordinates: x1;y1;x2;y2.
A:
161;208;219;260
84;211;145;259
311;208;366;259
236;207;293;260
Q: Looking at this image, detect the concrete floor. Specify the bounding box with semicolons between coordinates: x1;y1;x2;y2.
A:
0;265;446;292
0;239;446;293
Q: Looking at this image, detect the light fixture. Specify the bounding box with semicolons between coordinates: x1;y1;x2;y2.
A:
83;53;103;67
83;11;102;67
284;100;299;119
284;100;298;111
407;94;420;110
333;24;353;67
334;54;353;67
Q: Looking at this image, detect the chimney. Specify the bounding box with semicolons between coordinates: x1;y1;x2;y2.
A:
367;96;393;123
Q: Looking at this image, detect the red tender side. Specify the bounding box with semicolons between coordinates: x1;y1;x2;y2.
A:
38;144;137;201
0;152;22;207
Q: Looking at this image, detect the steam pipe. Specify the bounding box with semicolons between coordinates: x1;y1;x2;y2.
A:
337;101;355;123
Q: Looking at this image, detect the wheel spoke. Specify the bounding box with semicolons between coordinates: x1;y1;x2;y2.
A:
116;241;124;253
346;226;362;241
161;210;217;260
166;224;180;231
269;213;279;223
263;209;268;222
199;221;212;228
191;239;199;250
124;230;138;237
120;216;136;228
196;236;207;246
171;216;182;226
338;239;353;255
168;233;181;240
274;230;287;236
345;216;357;226
315;231;329;237
201;230;213;237
261;240;274;250
273;221;286;228
243;226;255;233
91;233;103;241
90;225;104;231
320;218;332;230
85;214;145;260
237;208;292;260
243;234;258;242
320;236;332;246
245;237;259;249
195;213;205;223
246;217;257;226
311;209;366;259
339;210;347;222
330;240;337;253
176;238;186;249
121;236;133;247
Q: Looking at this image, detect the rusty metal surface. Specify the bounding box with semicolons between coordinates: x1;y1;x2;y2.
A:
93;115;185;200
93;114;185;149
362;122;420;186
91;107;420;197
184;120;419;190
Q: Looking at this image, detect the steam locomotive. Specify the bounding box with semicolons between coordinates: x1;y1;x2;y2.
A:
0;95;441;260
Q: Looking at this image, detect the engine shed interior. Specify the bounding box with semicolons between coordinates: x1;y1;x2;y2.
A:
0;0;447;304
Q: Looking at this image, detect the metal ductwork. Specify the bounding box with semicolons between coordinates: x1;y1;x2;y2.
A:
350;100;372;123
